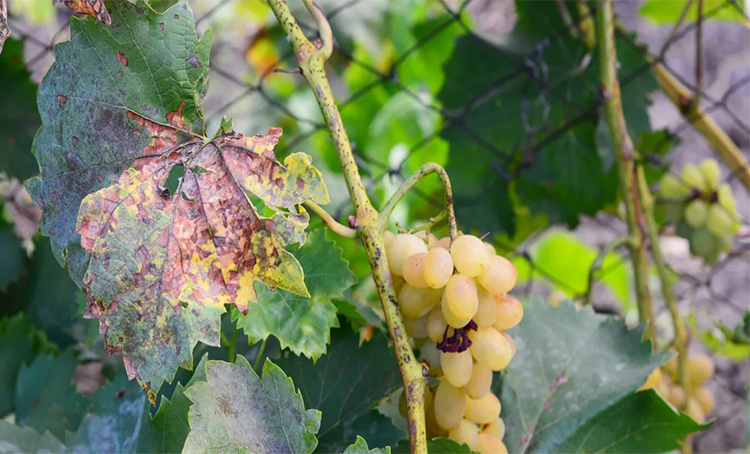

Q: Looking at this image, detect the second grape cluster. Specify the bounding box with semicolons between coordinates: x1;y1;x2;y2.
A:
386;232;521;453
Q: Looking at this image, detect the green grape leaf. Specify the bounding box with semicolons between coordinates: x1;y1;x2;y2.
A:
392;437;473;453
343;436;391;454
0;38;41;180
0;315;55;418
496;298;703;453
0;421;64;453
30;0;329;403
640;0;748;24
183;357;321;454
14;350;89;439
276;326;405;453
234;229;354;360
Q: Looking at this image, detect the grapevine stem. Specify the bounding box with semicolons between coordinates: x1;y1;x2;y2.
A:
597;0;655;345
267;1;427;452
304;201;357;238
378;162;458;242
635;167;689;406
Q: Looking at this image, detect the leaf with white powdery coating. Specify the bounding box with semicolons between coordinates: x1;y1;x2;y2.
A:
343;436;391;454
183;356;321;454
234;228;354;360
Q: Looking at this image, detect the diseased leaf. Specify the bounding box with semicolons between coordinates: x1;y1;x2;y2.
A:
276;326;404;453
343;436;391;454
14;350;89;440
496;298;703;453
53;0;111;24
183;356;321;454
234;228;353;359
28;0;211;285
0;421;64;453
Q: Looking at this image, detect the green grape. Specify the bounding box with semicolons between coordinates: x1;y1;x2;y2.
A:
441;293;472;329
404;315;428;339
477;433;506;454
659;173;690;199
465;362;493;399
717;183;738;215
684;200;708;228
423;247;454;289
448;419;479;451
387;233;428;276
450;235;489;277
468;327;513;371
680;163;706;192
441;350;474;388
403;252;428;288
475;288;498;328
477;255;518;295
465;392;502;424
689;227;717;259
494;294;524;331
483;241;497;256
482;417;505;440
706;205;734;236
445;274;479;320
398;284;442;318
426;306;450;342
434;381;467;430
699;159;720;190
718;233;733;252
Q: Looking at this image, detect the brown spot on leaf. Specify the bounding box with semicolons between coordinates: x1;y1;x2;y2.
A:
166;101;186;129
116;50;128;67
159;22;164;31
57;94;67;106
72;136;79;145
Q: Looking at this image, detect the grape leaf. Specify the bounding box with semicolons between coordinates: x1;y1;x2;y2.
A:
234;228;353;359
183;356;321;454
640;0;748;24
496;299;703;453
0;37;41;181
53;0;111;24
0;421;64;453
30;0;329;403
0;221;26;292
13;350;89;439
392;437;473;453
0;1;7;54
343;436;391;454
275;326;405;453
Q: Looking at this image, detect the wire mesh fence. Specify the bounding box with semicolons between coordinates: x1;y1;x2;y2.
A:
6;0;749;451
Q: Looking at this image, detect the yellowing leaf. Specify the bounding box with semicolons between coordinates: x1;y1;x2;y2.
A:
53;0;111;25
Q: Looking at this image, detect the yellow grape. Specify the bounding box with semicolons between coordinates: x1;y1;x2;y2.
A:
667;385;685;408
477;255;517;295
687;354;714;386
423;247;454;289
638;367;662;392
398;284;441;318
425;387;447;438
475;288;498;327
477;434;506;454
693;386;714;415
494;294;524;331
469;327;513;371
717;183;738;215
685;397;706;424
404;315;428;339
441;350;474;388
427;306;450;342
465;362;493;399
659;173;690;199
465;392;501;424
482;417;505;440
699;159;720;190
387;234;428;276
684;200;708;228
450;235;489;277
420;341;443;376
435;236;452;250
706;204;735;236
483;241;497;256
384;231;396;249
680;163;706;192
441;293;472;329
434;381;467;430
445;274;479;320
403;252;428;288
427;233;439;249
448;419;479;450
502;332;516;358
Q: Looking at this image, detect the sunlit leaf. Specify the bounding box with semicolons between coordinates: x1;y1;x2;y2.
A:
640;0;748;25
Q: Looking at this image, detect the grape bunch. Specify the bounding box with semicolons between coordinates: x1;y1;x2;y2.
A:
639;353;714;424
386;231;521;453
658;159;742;264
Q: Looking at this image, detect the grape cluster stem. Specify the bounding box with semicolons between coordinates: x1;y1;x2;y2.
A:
267;1;461;452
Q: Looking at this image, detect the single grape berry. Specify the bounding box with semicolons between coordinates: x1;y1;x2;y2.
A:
680;163;706;192
423;247;454;289
698;159;720;190
684;200;708;228
387;234;428;276
478;255;517;295
445;274;479;320
403;252;428;288
450;235;489;277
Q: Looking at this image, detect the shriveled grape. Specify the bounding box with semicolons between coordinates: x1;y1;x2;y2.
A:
465;392;501;424
450;235;489;277
403;252;428;288
468;327;513;371
477;255;517;295
423;247;454;289
434;381;467;430
494;294;524;331
387;234;428;276
441;350;474;388
445;274;479;320
465;362;493;399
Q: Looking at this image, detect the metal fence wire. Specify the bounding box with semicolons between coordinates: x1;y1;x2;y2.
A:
7;0;750;452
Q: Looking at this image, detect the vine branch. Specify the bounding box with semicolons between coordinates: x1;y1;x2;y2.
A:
304;200;357;238
267;1;427;452
597;0;655;344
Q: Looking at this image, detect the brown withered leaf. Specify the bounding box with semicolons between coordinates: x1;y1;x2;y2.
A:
53;0;111;25
76;124;329;403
